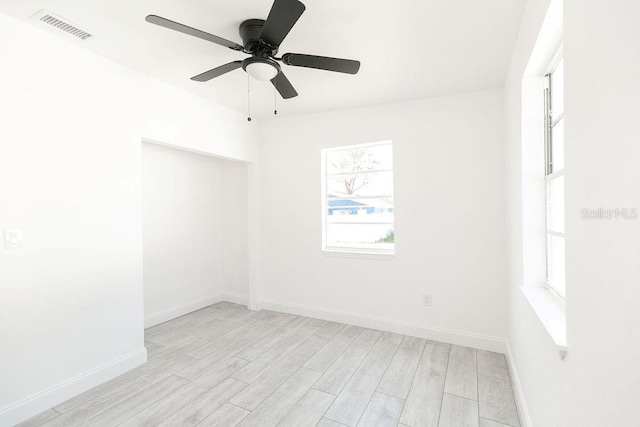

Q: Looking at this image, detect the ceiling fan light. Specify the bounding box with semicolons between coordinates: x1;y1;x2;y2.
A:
246;62;279;81
243;57;280;81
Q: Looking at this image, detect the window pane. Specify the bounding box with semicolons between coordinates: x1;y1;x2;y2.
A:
547;176;565;233
326;223;394;250
327;144;392;174
551;58;564;119
323;142;394;253
327;170;393;197
551;118;564;171
547;234;566;298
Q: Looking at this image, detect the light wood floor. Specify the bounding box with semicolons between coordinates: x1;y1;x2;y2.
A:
19;302;521;427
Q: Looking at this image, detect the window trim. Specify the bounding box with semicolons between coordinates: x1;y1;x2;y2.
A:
321;140;395;256
544;50;566;300
519;0;566;358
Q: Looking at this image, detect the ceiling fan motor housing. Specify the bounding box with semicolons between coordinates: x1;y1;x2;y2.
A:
239;19;277;55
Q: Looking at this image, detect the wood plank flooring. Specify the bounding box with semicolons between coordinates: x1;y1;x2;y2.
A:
18;303;521;427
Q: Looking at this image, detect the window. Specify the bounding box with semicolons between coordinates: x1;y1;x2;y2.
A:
544;54;565;299
321;141;394;254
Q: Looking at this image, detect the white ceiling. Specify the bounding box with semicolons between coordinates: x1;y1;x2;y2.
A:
0;0;525;119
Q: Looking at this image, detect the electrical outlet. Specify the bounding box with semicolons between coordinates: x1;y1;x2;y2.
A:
422;293;433;307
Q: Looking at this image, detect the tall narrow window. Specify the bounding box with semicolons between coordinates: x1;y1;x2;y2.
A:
321;141;394;254
545;55;565;298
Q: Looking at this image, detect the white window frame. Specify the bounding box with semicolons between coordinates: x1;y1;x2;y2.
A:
544;48;566;300
321;140;394;255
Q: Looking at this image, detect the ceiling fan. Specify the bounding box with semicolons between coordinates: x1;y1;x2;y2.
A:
145;0;361;100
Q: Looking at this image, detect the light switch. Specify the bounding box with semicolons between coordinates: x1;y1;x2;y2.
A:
4;228;23;249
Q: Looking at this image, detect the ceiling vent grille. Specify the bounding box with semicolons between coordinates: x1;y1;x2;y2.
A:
31;10;93;41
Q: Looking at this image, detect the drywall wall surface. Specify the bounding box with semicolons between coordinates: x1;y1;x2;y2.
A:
142;143;249;323
220;160;250;299
259;90;507;348
504;0;640;425
0;12;256;425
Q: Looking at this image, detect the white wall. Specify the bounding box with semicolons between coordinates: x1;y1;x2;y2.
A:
142;143;249;327
504;0;640;425
0;13;257;425
258;90;507;351
221;160;250;300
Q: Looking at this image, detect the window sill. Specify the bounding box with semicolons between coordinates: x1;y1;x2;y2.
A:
520;286;567;359
322;249;395;260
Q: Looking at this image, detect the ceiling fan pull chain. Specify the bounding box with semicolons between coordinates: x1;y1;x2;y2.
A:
247;73;252;122
274;86;278;115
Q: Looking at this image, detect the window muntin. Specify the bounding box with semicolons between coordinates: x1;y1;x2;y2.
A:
545;56;566;298
322;141;394;254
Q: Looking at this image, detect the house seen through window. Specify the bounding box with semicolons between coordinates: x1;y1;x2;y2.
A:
321;141;394;254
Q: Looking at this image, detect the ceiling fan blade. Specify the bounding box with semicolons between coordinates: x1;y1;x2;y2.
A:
282;53;360;74
271;71;298;99
260;0;306;47
191;61;243;82
146;15;243;51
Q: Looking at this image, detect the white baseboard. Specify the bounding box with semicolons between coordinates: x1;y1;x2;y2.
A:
0;347;147;427
258;298;506;353
218;292;249;306
505;340;532;427
144;292;249;328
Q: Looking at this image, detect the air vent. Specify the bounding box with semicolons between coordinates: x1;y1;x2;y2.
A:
31;10;93;41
